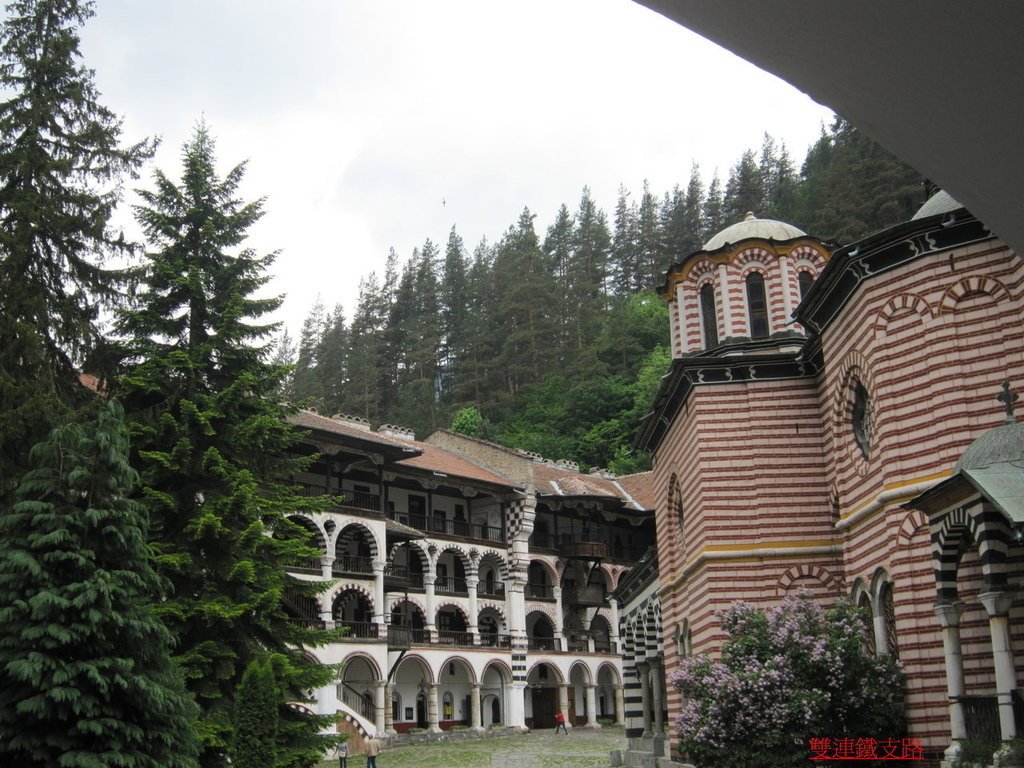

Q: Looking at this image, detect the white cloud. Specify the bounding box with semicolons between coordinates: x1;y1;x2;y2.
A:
80;0;834;335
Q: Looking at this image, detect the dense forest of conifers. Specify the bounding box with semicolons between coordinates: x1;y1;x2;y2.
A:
280;118;926;474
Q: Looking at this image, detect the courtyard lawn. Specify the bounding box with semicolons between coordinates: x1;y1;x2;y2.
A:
316;727;627;768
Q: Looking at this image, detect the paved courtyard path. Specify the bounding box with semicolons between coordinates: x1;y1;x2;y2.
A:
317;727;627;768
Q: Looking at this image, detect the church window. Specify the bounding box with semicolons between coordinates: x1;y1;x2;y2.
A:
668;474;684;542
881;582;899;658
798;270;815;299
857;592;876;655
852;381;872;459
699;283;718;348
746;271;769;338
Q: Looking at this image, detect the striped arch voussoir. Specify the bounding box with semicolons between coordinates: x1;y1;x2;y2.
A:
388;595;426;617
330;582;375;610
336;521;380;560
735;247;773;275
776;564;839;597
874;292;933;338
940;275;1011;313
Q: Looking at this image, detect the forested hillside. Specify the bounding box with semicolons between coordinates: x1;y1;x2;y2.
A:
282;118;926;473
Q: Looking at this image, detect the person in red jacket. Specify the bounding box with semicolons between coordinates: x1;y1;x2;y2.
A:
554;710;568;734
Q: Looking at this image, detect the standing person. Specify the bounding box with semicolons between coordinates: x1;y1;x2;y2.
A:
554;710;568;734
336;740;348;768
364;735;380;768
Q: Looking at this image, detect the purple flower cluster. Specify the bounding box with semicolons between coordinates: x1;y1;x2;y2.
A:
671;594;906;768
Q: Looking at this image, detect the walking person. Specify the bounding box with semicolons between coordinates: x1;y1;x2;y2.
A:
336;741;348;768
364;735;380;768
554;710;568;734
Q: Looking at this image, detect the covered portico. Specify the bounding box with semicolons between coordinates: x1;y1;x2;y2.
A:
908;382;1024;763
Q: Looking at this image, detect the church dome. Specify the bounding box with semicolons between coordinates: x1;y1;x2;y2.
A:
911;189;963;220
955;397;1024;473
703;212;806;251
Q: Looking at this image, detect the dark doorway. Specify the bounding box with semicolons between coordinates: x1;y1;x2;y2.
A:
530;687;557;729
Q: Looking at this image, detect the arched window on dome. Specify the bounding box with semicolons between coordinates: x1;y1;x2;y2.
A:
798;270;815;300
699;283;718;348
746;272;769;338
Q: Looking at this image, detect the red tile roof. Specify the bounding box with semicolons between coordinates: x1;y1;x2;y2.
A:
614;472;656;511
396;440;514;488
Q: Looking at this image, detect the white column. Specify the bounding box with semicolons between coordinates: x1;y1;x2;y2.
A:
424;560;437;640
467;575;479;642
778;253;793;321
558;684;570;729
934;602;967;751
373;559;386;625
509;581;526;640
427;683;442;733
717;263;733;338
675;282;689;355
585;684;599;728
608;597;621;654
320;591;335;629
384;682;396;735
374;681;386;735
553;586;565;651
614;685;625;726
320;554;335;579
470;683;483;732
651;661;665;734
637;662;652;736
509;681;527;731
980;591;1018;741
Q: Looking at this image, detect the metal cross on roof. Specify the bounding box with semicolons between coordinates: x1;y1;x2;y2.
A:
997;379;1018;423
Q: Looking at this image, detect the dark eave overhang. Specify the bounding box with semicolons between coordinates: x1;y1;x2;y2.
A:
794;207;992;343
634;343;820;454
295;424;421;464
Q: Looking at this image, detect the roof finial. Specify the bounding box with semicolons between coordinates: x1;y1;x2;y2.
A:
997;380;1018;423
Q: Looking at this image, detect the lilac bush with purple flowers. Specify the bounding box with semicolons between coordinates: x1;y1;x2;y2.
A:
671;595;905;768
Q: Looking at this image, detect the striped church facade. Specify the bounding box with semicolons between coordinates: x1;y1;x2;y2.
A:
635;194;1024;764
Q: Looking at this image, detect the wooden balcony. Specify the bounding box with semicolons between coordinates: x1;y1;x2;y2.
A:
561;541;608;559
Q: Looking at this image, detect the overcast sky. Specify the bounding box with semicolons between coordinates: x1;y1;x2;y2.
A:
80;0;834;337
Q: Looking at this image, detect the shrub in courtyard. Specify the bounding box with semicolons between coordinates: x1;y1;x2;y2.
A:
671;594;905;768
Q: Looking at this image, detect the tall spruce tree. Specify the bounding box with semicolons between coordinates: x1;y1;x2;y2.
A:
0;401;199;768
0;0;154;497
116;124;336;768
231;657;279;768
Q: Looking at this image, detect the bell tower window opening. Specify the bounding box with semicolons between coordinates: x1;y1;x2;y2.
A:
852;381;872;459
699;283;718;348
746;271;769;338
798;269;815;300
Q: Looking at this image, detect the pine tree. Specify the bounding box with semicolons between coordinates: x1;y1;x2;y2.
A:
270;328;297;397
610;185;638;295
702;172;725;242
636;179;661;288
116;124;336;768
0;401;198;768
231;657;279;768
439;226;468;403
543;205;574;359
0;0;154;496
291;298;325;405
345;272;388;421
317;303;349;415
724;148;765;223
567;188;611;363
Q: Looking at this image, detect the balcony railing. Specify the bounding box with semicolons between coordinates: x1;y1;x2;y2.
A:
437;630;474;646
527;637;557;652
383;564;424;590
526;583;554;600
479;633;511;648
295;484;380;511
566;636;589;652
478;582;506;599
288;617;326;630
338;621;380;640
287;558;322;575
435;576;469;595
388;511;503;543
593;638;612;653
333;555;374;575
562;541;608;559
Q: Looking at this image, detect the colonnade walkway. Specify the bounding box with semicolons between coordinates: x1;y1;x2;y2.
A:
316;726;627;768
